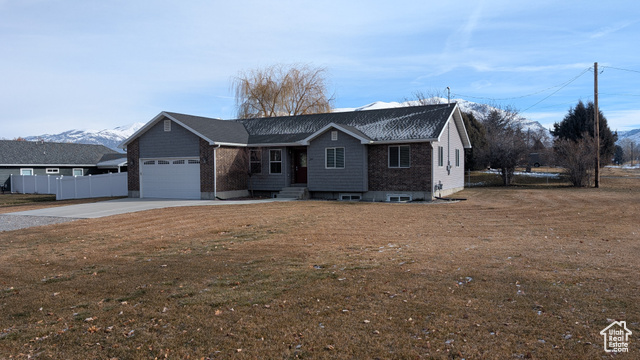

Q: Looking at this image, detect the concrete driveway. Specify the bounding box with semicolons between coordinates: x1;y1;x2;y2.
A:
7;197;291;219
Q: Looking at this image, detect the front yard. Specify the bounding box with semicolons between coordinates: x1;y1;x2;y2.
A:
0;168;638;359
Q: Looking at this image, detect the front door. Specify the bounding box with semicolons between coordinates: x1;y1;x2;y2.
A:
293;148;308;184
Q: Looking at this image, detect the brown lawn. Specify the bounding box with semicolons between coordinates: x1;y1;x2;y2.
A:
0;167;638;359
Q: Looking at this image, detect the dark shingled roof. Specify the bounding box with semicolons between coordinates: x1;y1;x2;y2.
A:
0;140;120;165
238;104;454;144
121;103;467;148
165;112;249;145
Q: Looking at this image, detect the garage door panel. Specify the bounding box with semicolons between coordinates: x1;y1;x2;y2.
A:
140;158;201;199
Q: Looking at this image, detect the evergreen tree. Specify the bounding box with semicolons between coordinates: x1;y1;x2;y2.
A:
461;111;488;170
551;101;618;165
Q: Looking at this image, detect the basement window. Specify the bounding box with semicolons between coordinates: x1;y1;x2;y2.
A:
46;168;60;174
387;194;412;202
340;193;362;201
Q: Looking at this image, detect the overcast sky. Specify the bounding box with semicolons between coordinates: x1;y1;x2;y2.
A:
2;0;639;139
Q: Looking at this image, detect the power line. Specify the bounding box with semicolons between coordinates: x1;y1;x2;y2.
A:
521;67;592;112
601;66;640;74
452;66;592;104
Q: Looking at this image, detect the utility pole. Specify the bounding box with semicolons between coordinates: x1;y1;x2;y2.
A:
594;62;600;188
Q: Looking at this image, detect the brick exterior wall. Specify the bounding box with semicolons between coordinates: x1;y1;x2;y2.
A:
127;138;140;192
199;140;249;193
216;147;249;192
368;143;432;192
199;139;215;193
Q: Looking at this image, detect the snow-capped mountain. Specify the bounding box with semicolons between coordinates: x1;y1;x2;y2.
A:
617;129;640;144
24;123;145;152
336;98;549;134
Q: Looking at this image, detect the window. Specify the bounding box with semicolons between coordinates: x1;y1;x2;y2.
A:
46;168;59;174
340;194;362;201
331;131;338;141
389;145;410;168
73;168;84;176
438;146;444;167
164;119;171;132
326;147;345;169
20;168;33;176
387;194;412;202
269;149;282;174
455;149;460;167
250;149;262;174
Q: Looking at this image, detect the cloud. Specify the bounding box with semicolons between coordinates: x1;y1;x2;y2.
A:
590;21;637;38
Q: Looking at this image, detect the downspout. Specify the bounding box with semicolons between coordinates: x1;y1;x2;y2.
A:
213;144;221;200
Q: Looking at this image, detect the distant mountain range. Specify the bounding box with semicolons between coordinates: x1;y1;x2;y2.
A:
20;99;638;151
617;129;640;144
25;123;145;152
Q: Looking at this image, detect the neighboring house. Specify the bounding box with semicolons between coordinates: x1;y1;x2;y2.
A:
119;103;471;201
0;140;126;191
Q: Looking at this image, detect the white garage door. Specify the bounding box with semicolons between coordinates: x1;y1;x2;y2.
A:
140;158;201;199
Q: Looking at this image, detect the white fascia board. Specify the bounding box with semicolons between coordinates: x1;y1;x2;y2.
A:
2;164;98;167
300;123;371;145
118;111;242;149
118;111;168;149
246;142;303;147
434;104;472;149
369;138;437;145
207;141;248;147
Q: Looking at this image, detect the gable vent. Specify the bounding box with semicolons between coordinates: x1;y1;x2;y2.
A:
164;119;171;132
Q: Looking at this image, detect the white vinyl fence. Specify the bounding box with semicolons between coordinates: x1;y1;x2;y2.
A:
10;172;128;200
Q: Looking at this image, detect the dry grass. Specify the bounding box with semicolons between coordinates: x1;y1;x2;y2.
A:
0;194;125;214
1;167;639;359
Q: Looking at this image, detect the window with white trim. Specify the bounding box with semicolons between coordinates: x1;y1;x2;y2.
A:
331;131;338;141
46;168;60;174
20;168;33;176
269;149;282;174
455;149;460;167
250;149;262;174
164;119;171;132
387;194;412;202
340;193;361;201
438;146;444;167
389;145;410;168
326;147;345;169
73;168;84;176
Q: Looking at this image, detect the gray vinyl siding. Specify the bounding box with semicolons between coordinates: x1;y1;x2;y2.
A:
308;129;367;192
247;147;288;191
432;117;465;191
139;119;200;158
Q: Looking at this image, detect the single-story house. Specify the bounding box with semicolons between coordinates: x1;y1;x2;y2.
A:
0;140;126;191
119;103;471;201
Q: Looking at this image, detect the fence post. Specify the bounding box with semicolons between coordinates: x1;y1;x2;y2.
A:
74;176;78;199
89;174;92;198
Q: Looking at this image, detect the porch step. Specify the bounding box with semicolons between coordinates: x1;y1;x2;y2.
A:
276;187;309;200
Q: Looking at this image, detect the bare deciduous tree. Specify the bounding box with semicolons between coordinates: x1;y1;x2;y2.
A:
478;107;528;185
619;138;638;166
232;64;334;119
554;134;595;187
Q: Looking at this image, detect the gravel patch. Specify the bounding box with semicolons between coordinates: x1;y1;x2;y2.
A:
0;215;78;232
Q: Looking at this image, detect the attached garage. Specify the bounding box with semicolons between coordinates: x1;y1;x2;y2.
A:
140;158;200;199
